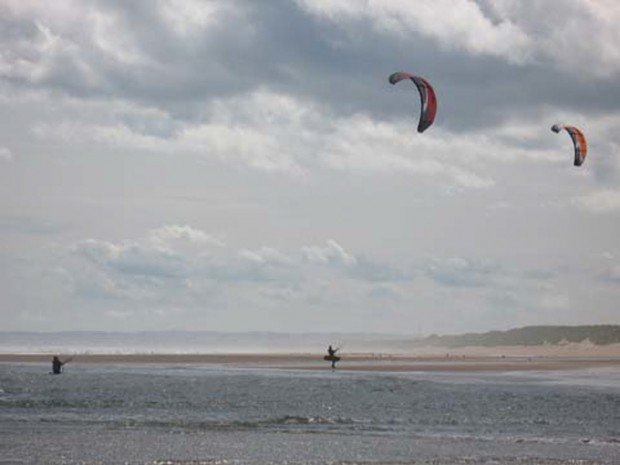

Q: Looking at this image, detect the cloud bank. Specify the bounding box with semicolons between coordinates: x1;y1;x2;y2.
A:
1;0;619;333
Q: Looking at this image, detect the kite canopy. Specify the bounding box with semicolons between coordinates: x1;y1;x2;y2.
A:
389;71;437;133
551;124;587;166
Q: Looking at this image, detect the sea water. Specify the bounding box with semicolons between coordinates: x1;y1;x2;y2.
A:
1;363;619;464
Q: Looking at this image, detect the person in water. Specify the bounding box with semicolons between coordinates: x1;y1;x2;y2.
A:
327;345;339;369
52;356;65;375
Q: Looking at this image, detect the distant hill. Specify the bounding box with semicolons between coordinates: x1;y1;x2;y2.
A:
416;325;620;348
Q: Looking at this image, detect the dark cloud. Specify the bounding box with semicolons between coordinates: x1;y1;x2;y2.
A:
3;0;618;133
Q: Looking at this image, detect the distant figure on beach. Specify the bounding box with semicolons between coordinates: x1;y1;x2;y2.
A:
52;356;64;374
324;345;340;369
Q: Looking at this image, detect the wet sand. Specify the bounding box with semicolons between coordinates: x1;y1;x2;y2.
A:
2;349;620;372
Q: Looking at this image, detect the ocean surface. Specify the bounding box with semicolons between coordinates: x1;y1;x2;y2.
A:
1;363;619;464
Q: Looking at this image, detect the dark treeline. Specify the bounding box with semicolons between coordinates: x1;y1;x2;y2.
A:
418;325;620;348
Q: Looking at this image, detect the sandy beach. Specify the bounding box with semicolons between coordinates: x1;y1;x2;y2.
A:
3;343;620;372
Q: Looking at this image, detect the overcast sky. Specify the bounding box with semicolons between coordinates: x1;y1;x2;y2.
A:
1;0;619;334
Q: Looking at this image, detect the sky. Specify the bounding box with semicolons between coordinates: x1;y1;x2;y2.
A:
1;0;619;335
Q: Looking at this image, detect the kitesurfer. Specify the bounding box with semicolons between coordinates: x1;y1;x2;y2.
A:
52;356;64;374
327;345;339;369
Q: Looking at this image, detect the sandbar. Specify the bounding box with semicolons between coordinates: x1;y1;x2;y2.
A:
2;348;620;372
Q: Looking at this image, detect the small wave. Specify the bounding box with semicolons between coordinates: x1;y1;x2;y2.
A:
269;415;353;426
108;414;361;433
510;434;620;448
581;436;620;446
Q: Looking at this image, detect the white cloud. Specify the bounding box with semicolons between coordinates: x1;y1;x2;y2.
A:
297;0;620;78
74;239;187;279
238;247;293;266
0;1;148;88
7;219;616;331
61;229;422;309
88;10;151;67
482;0;620;77
296;0;532;63
148;224;224;247
0;20;84;85
302;239;357;267
157;0;243;37
61;229;340;302
29;89;555;188
66;225;231;302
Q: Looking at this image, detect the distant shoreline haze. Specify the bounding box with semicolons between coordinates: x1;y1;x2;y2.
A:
0;325;618;354
0;330;412;354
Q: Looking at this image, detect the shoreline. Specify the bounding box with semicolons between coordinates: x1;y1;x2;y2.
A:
2;352;620;372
